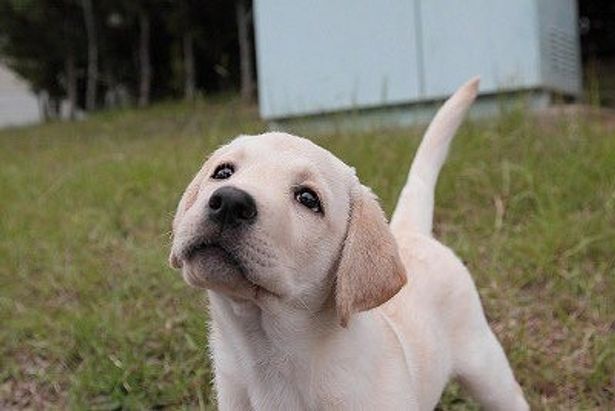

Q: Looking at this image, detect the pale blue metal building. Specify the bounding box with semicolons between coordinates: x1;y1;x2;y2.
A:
253;0;581;126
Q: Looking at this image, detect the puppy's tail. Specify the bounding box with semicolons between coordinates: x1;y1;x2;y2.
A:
390;77;479;237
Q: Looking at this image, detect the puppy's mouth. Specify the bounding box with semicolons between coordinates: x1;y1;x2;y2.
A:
185;241;238;266
181;239;273;298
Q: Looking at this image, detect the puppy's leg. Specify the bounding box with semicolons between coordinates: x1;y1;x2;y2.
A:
215;372;252;411
431;250;529;410
454;327;529;411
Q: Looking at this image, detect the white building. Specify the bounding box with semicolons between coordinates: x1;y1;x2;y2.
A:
253;0;582;128
0;62;42;129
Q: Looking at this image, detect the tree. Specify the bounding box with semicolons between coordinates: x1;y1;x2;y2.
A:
81;0;98;111
137;9;151;107
0;0;85;118
165;0;201;100
0;0;258;117
103;0;157;108
235;0;255;103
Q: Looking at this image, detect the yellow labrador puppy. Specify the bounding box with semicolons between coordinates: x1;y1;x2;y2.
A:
169;78;529;410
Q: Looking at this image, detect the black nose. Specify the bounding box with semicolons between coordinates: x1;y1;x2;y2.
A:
208;186;257;228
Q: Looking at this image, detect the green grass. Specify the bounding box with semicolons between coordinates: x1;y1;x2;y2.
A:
1;98;613;410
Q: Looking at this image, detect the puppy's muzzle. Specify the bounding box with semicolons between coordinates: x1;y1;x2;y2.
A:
208;186;257;229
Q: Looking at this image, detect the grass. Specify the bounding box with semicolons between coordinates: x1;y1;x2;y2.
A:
0;97;613;410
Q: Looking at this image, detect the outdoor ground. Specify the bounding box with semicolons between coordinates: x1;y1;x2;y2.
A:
1;98;613;410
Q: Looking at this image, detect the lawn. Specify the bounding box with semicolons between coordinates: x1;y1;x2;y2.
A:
1;98;613;410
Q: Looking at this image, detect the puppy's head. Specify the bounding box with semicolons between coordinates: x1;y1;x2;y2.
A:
169;132;406;326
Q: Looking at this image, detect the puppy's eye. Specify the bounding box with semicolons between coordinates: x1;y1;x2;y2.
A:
212;164;234;180
295;188;323;213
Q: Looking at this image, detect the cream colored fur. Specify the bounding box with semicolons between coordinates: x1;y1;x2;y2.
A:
169;78;529;410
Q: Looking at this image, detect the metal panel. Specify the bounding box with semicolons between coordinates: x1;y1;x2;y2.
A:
419;0;542;99
536;0;582;95
253;0;582;121
254;0;420;119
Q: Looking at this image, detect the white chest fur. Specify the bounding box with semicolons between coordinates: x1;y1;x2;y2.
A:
208;292;419;410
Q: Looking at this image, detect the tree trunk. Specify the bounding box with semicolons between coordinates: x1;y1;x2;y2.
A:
104;66;115;108
38;91;51;121
183;31;196;100
236;0;255;103
82;0;98;111
138;11;151;108
65;52;77;120
50;98;61;119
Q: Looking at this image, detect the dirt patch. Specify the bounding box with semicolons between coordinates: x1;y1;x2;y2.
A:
0;352;66;410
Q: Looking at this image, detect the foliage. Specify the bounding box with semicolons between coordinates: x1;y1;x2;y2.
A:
0;0;246;110
0;0;83;98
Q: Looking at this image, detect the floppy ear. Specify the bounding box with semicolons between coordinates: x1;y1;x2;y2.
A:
335;184;407;327
168;167;207;269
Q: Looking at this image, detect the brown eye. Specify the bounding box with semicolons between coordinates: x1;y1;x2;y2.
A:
295;188;322;213
212;164;234;180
